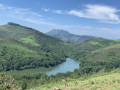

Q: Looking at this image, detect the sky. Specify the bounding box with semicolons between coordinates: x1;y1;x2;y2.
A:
0;0;120;39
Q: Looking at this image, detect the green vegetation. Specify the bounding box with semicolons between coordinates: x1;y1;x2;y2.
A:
79;43;120;74
0;23;119;72
88;41;99;45
20;36;40;46
0;22;73;71
29;69;120;90
0;73;21;90
0;22;120;90
70;38;120;60
86;43;120;62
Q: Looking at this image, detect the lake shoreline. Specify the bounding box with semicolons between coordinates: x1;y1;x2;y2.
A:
6;58;80;76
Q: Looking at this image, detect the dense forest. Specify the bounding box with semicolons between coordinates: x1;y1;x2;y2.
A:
0;22;73;71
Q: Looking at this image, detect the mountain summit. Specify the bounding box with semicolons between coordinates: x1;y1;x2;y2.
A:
46;29;71;36
46;29;94;43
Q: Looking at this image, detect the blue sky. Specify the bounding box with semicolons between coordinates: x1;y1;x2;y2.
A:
0;0;120;39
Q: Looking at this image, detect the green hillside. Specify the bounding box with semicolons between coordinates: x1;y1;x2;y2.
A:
71;38;120;60
0;22;119;72
0;22;73;71
86;43;120;63
29;69;120;90
79;42;120;74
9;37;119;90
0;23;120;90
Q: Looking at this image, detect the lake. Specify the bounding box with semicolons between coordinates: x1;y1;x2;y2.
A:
6;58;80;76
46;58;80;75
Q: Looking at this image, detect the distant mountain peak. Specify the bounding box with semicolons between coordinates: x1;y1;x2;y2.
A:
46;29;95;44
46;29;71;36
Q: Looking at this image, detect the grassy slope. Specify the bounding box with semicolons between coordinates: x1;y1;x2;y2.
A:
85;43;120;63
70;38;120;60
30;69;120;90
77;38;120;51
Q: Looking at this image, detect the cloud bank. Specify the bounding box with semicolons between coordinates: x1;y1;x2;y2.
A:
43;4;120;24
68;4;119;21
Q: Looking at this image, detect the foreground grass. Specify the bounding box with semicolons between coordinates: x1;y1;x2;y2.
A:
29;69;120;90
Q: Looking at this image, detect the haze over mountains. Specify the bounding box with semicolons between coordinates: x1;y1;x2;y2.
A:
46;29;94;43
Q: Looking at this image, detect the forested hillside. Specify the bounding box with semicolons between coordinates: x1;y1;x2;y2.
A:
69;38;120;74
79;43;120;74
0;22;119;72
0;23;120;90
0;22;73;71
70;38;120;60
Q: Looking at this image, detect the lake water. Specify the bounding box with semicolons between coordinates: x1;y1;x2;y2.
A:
46;58;80;75
7;58;80;76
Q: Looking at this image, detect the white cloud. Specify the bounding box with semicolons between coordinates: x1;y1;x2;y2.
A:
42;8;63;14
22;18;56;26
53;10;63;14
0;4;70;29
0;4;78;30
68;4;120;23
1;3;120;39
42;4;120;24
42;8;50;12
0;4;43;18
0;4;67;28
0;4;2;6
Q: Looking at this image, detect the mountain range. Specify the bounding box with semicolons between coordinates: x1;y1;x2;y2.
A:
46;29;94;43
0;22;120;72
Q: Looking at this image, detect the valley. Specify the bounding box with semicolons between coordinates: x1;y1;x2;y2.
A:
0;23;120;90
1;1;120;90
